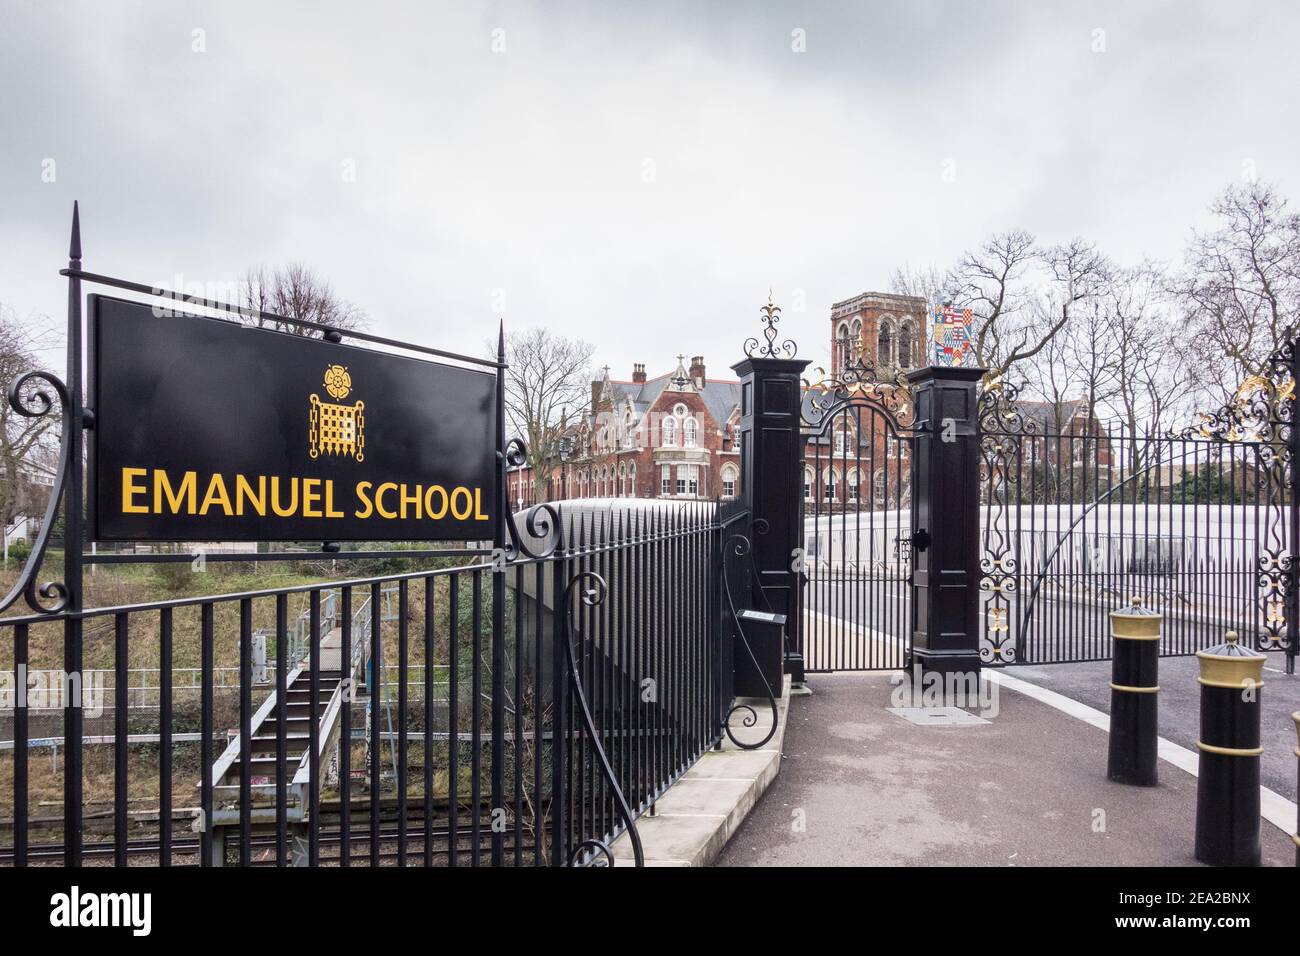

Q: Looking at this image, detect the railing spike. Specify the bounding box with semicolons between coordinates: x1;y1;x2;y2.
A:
69;200;81;261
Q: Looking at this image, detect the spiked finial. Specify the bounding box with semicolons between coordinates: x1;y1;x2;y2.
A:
69;200;82;261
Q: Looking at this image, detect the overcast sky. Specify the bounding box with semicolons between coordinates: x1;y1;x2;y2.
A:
2;0;1297;376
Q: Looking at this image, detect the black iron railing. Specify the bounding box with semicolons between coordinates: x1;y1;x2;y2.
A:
1;500;730;866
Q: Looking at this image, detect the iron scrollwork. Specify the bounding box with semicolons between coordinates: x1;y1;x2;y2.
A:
501;437;564;560
1178;338;1296;653
743;295;797;360
0;370;73;615
721;533;779;750
975;374;1037;664
562;570;644;867
799;346;912;434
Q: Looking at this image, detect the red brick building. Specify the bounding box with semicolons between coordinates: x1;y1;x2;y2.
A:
507;290;1111;509
506;354;743;509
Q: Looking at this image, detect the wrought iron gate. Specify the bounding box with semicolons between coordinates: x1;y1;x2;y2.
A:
799;359;917;672
976;343;1298;672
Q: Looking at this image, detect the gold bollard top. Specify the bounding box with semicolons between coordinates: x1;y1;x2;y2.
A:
1110;595;1161;640
1196;630;1266;690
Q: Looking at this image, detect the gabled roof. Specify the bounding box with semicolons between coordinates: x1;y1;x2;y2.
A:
599;374;743;432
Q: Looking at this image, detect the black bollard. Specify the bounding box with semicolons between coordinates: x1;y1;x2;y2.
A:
1107;597;1161;786
1194;631;1266;867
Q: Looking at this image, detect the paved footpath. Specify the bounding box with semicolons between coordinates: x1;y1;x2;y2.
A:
1012;656;1299;797
717;672;1296;867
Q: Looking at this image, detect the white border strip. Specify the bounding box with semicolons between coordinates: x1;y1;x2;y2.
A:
986;669;1297;837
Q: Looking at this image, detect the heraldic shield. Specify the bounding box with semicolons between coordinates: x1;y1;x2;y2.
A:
309;363;365;461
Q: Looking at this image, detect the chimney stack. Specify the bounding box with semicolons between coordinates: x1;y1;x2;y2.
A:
632;363;646;384
689;356;706;389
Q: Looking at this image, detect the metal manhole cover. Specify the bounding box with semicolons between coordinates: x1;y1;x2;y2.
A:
886;706;990;726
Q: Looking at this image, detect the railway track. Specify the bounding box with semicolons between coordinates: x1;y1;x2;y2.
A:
1;825;538;865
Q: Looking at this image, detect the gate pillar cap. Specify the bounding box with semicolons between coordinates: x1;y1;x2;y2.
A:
904;365;987;385
731;356;810;376
1196;631;1266;689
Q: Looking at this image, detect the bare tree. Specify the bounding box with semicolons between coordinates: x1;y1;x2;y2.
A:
1172;181;1300;397
1021;294;1079;430
889;262;949;314
1102;263;1191;474
240;263;367;335
946;228;1039;374
501;328;595;501
0;305;59;538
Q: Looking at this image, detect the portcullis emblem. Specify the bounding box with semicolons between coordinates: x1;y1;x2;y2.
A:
309;364;365;461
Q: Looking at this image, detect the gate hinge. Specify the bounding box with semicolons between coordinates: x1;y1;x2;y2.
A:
899;528;930;556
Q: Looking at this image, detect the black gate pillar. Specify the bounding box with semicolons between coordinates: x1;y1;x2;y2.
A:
907;365;985;682
732;352;810;683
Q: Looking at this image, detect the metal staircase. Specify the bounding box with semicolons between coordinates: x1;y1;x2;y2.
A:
204;586;398;863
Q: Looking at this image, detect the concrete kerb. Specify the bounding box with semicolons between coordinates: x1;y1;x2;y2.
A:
611;675;791;866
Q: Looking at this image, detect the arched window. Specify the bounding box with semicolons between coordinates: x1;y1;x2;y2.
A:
898;321;915;369
628;462;637;497
878;323;894;367
617;462;626;496
683;417;698;448
662;416;677;447
803;467;814;501
834;427;850;456
847;468;860;502
823;468;838;501
836;321;852;370
721;465;738;499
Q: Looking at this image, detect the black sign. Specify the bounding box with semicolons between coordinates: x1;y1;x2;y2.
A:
90;295;498;542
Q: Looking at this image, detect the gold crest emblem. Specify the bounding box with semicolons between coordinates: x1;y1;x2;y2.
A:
310;364;365;461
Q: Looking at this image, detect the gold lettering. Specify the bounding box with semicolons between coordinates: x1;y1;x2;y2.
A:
450;486;472;521
425;485;448;519
375;482;398;519
199;474;234;516
325;480;344;518
270;476;298;517
235;474;266;516
302;478;323;518
473;487;489;521
400;483;422;520
122;468;148;514
355;481;373;519
155;470;198;514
